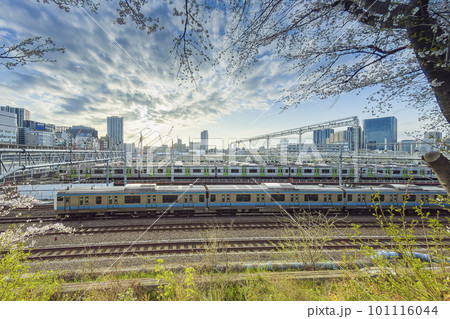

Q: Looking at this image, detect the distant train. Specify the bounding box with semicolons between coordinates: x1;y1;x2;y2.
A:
57;164;437;181
55;183;448;218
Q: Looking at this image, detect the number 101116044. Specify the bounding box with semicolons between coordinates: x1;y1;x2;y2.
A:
368;305;438;316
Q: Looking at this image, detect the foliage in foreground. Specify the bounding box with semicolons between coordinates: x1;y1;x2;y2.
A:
0;242;61;301
340;194;450;301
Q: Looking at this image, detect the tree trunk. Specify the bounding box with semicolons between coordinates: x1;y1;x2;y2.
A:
422;152;450;196
406;0;450;125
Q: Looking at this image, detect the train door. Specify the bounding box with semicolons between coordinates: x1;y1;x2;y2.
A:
241;167;247;177
260;167;265;177
146;194;157;209
278;167;283;177
223;167;229;177
323;194;332;208
290;193;299;208
314;168;320;177
256;193;266;207
64;196;70;211
85;168;92;178
204;167;209;177
183;194;194;208
78;196;89;210
332;168;337;178
70;168;77;179
108;195;119;210
185;167;190;177
221;193;231;207
402;168;408;178
126;167;132;178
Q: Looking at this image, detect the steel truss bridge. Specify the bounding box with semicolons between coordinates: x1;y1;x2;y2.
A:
0;148;124;181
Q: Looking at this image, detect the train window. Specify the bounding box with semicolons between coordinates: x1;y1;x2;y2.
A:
189;195;193;202
157;169;164;173
174;169;182;173
152;195;156;202
411;170;418;174
322;169;330;173
114;196;118;204
210;194;216;202
114;169;124;174
403;195;416;202
285;169;288;173
94;169;103;174
147;196;151;204
143;169;147;173
377;170;383;173
342;170;347;174
57;196;63;202
231;169;239;173
305;194;318;202
211;169;215;173
393;170;400;174
304;169;312;173
184;195;188;203
85;197;89;205
125;196;141;203
80;170;84;174
65;197;69;204
193;169;201;173
271;194;285;201
227;194;230;202
109;196;113;204
337;194;343;202
290;194;294;202
96;196;102;205
222;194;225;202
79;197;83;205
236;194;251;202
217;169;221;173
163;195;178;203
249;169;257;173
347;194;353;201
267;169;275;173
199;195;205;202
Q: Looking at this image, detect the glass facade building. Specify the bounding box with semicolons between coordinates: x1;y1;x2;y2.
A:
313;128;334;145
201;130;208;151
107;116;123;150
363;116;397;150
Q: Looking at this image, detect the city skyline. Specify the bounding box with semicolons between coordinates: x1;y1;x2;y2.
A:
0;1;446;146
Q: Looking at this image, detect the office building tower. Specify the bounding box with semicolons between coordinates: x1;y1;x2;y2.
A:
313;128;334;145
0;106;30;128
201;130;208;151
0;110;17;144
107;116;124;150
363;116;397;150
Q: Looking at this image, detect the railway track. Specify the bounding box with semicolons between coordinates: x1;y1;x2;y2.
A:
23;236;449;260
48;220;436;235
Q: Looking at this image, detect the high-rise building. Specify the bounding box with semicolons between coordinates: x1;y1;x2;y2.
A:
0;109;17;144
363;116;397;150
313;128;334;145
107;116;124;150
0;106;30;128
201;130;208;151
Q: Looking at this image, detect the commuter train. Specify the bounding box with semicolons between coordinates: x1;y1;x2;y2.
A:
55;183;448;218
58;164;437;181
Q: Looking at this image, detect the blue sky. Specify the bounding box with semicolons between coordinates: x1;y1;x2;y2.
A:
0;0;434;147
